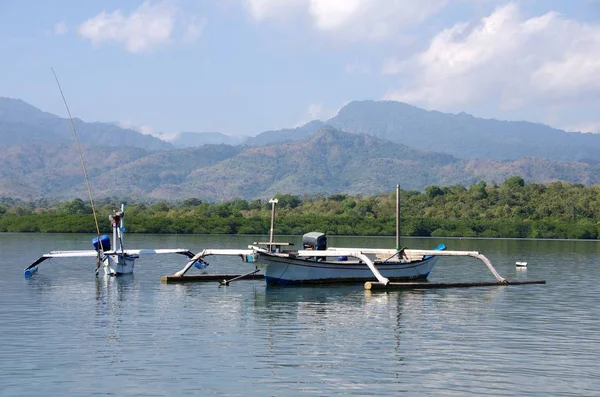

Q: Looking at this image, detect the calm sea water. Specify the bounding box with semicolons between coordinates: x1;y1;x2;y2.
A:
1;233;599;396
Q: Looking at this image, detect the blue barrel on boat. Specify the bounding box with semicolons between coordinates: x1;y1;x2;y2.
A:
92;235;111;251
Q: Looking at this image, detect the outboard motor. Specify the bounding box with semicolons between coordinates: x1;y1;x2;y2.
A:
92;234;111;252
302;232;327;251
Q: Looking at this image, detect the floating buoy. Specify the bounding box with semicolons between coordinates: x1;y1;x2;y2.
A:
516;261;528;268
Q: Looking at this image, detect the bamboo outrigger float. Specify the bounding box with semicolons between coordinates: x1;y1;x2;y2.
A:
164;187;546;289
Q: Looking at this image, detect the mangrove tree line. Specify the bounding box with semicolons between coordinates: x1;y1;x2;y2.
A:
1;177;599;239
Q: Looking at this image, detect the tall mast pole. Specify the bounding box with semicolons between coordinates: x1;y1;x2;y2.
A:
396;184;400;250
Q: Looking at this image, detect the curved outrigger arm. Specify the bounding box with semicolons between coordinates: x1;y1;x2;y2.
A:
294;249;391;285
401;249;507;283
174;249;255;277
24;250;100;278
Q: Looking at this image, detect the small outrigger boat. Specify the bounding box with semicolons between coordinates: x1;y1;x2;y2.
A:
250;234;447;285
25;78;196;279
24;205;195;278
170;190;509;287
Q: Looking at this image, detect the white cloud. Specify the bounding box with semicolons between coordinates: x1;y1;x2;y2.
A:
53;20;68;35
384;3;600;114
245;0;446;41
78;1;201;53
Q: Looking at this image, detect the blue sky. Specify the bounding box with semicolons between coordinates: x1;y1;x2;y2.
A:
1;0;599;140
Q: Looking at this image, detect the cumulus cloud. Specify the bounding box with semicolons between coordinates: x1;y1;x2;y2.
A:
384;3;600;114
78;1;202;53
245;0;446;41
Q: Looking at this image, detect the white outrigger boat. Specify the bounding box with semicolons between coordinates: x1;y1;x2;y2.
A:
247;234;446;285
173;235;506;286
24;205;195;278
171;192;509;287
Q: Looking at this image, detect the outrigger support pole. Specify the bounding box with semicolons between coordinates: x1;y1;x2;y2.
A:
219;268;261;286
175;257;202;277
294;249;390;285
174;249;255;277
356;252;390;285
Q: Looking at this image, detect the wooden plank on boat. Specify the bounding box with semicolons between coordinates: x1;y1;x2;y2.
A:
161;273;265;284
364;279;546;290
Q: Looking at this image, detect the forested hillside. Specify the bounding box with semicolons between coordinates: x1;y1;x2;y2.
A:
4;126;600;201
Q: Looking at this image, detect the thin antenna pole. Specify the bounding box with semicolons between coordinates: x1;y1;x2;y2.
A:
51;67;102;248
268;198;278;251
396;184;400;250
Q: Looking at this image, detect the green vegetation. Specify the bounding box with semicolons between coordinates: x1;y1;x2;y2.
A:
1;178;600;239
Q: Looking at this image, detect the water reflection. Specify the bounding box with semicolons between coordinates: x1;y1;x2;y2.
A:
95;274;136;304
94;275;136;345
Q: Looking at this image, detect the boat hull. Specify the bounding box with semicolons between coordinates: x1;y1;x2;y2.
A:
103;254;137;276
258;254;439;285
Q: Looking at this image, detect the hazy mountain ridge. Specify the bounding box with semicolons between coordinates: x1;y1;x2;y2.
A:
245;120;326;147
3;97;600;201
251;100;600;163
328;101;600;162
3;126;600;201
0;97;173;151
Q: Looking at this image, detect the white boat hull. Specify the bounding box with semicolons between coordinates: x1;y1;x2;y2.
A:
103;254;137;276
258;254;439;285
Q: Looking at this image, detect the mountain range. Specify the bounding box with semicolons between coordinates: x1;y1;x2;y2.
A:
251;101;600;163
1;96;600;201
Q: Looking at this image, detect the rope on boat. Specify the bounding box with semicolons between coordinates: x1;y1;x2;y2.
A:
51;67;103;274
